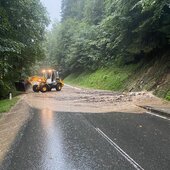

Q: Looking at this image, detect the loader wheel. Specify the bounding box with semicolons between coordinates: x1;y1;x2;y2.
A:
40;85;48;93
33;85;39;92
56;84;62;91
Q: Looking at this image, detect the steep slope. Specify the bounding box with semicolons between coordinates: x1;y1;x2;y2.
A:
65;52;170;100
126;52;170;98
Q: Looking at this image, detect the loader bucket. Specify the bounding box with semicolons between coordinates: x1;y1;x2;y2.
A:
15;81;27;91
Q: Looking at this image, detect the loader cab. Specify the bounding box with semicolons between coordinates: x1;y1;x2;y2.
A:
42;69;57;84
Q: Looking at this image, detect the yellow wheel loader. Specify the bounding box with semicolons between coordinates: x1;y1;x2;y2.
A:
15;69;64;93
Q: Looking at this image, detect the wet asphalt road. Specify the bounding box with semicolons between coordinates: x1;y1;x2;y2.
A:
6;108;170;170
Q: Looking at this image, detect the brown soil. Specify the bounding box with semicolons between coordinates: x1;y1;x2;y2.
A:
26;85;170;114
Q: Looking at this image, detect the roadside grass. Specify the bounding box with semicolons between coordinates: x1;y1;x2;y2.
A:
65;65;137;91
165;91;170;101
0;97;19;116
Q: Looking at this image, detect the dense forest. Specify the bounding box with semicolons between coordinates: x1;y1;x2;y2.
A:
0;0;49;98
0;0;170;99
45;0;169;98
46;0;170;73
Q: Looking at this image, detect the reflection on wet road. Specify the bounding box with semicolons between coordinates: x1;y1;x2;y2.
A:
7;109;170;170
7;109;134;170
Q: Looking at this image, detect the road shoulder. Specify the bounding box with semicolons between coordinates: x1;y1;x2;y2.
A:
138;105;170;118
0;95;34;169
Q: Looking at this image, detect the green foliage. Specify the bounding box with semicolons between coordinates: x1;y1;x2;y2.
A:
165;91;170;101
84;0;105;25
61;0;85;20
0;97;19;114
65;65;136;90
0;80;10;99
0;0;49;98
41;0;170;102
45;0;170;77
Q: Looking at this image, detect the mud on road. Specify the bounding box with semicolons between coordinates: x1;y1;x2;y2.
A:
0;84;169;169
26;84;169;114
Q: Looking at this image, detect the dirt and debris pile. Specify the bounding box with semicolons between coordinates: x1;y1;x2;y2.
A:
126;52;170;98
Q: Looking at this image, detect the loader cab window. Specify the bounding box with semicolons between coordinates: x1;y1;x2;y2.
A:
56;71;59;79
52;71;55;81
46;72;51;79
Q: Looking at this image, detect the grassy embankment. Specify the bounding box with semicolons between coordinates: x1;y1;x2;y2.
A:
0;97;19;117
64;58;170;101
166;91;170;101
65;65;137;91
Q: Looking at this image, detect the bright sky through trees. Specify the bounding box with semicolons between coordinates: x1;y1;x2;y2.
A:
40;0;62;29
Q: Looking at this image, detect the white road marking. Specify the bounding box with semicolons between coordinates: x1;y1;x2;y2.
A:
146;112;170;121
64;84;82;90
95;128;144;170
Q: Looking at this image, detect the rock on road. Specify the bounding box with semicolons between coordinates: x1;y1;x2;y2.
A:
3;85;170;170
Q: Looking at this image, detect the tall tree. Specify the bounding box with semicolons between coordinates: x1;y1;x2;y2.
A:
0;0;49;98
45;0;170;75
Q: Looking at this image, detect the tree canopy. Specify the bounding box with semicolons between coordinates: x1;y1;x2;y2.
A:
45;0;170;74
0;0;49;98
1;0;170;98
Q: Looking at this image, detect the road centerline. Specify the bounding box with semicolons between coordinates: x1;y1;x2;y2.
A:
95;128;144;170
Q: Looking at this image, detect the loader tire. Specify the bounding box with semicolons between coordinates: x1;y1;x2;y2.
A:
56;83;62;91
40;85;48;93
33;85;39;92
